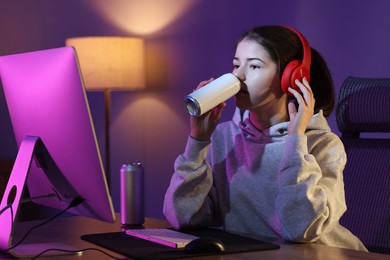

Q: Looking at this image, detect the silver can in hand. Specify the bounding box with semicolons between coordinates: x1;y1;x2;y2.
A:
120;163;144;227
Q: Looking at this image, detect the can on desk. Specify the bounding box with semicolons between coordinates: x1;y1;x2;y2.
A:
120;163;144;227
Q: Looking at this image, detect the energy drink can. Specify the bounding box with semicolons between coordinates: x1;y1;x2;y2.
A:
120;163;144;227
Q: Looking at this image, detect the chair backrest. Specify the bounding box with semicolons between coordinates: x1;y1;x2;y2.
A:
336;76;390;254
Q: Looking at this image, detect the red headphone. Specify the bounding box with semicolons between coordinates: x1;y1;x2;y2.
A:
280;26;311;94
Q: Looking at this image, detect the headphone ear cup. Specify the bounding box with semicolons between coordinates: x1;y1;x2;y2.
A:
281;26;312;95
281;60;300;94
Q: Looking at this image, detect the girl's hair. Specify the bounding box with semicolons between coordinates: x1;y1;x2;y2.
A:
237;25;335;117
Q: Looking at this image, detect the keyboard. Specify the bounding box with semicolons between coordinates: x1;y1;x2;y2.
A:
125;228;198;248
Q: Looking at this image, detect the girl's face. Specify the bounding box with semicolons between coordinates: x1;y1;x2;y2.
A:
233;39;283;110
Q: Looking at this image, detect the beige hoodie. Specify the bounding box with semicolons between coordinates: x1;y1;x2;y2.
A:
164;108;367;251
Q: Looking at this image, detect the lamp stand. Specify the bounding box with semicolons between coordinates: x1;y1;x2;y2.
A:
104;89;111;190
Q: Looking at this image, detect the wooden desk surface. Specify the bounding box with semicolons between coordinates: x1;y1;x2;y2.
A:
1;213;389;260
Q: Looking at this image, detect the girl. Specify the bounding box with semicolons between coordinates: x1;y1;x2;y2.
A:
163;25;366;251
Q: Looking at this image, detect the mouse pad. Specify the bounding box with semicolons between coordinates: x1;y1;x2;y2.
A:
81;228;280;259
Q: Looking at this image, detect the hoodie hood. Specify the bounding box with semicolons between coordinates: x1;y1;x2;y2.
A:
232;108;331;142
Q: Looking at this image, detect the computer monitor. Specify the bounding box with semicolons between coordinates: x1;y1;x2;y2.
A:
0;46;115;257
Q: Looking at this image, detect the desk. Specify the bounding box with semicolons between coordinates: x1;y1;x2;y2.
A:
1;214;389;260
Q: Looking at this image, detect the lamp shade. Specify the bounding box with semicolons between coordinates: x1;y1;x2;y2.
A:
66;37;145;90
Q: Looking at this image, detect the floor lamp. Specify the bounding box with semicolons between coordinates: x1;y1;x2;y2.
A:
65;37;145;189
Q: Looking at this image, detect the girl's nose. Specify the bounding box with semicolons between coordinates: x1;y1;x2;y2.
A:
233;68;245;81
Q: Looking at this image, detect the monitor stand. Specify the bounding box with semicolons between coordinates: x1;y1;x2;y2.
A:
0;136;80;258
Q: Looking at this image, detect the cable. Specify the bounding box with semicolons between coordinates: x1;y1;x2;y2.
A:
30;247;130;260
1;193;58;216
2;196;84;253
0;204;12;215
20;193;57;204
1;197;130;259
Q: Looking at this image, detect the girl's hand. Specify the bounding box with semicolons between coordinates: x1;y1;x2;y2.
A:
287;77;315;135
190;78;226;141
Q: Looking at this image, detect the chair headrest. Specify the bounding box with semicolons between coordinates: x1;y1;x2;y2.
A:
336;76;390;135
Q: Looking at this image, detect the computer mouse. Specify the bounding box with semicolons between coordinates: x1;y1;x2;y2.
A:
184;237;225;254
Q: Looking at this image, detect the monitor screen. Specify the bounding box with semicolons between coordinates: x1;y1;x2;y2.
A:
0;47;115;232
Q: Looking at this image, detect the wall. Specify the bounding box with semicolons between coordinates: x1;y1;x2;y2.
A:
1;0;390;220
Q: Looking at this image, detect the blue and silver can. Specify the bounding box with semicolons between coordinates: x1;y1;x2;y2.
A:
120;163;144;227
